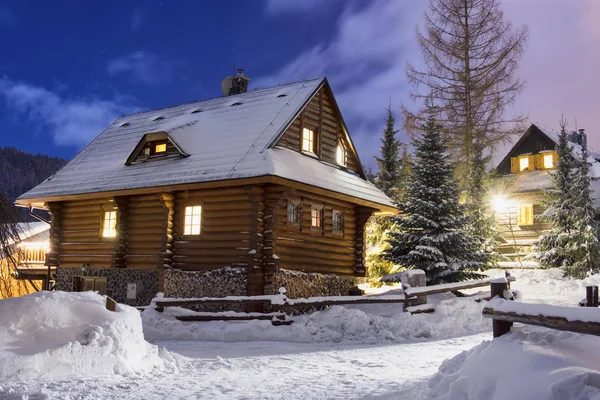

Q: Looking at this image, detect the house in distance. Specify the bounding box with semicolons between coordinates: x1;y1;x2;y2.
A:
492;123;600;261
17;73;395;305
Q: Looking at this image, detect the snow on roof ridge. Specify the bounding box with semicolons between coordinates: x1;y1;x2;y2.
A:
117;77;325;121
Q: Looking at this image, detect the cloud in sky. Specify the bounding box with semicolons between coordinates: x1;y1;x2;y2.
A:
107;51;177;86
264;0;341;15
257;0;426;167
259;0;600;168
0;77;137;147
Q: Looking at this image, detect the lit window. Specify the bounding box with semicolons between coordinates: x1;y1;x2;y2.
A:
336;142;347;166
332;210;343;232
287;201;301;225
155;143;167;153
311;205;324;228
519;157;529;172
518;204;534;226
302;128;314;153
543;154;554;169
102;211;117;238
184;206;202;235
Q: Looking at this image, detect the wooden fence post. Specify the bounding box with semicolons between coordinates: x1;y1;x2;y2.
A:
491;280;512;338
106;297;117;312
586;286;599;308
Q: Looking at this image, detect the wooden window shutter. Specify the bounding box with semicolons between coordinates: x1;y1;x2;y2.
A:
529;155;537;171
511;157;519;173
553;152;559;166
518;204;534;226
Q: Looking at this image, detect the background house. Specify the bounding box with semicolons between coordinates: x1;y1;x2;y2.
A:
16;76;395;306
0;222;50;298
493;124;600;260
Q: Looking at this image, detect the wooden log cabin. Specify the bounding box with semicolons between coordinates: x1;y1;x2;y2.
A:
16;76;395;305
493;124;600;260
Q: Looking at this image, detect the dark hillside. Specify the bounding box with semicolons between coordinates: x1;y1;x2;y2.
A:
0;147;67;221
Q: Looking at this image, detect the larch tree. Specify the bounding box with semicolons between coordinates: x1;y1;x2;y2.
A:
404;0;528;179
384;104;487;284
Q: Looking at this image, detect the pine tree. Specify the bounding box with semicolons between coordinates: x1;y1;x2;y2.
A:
375;106;402;198
562;132;600;278
466;137;498;264
384;106;486;284
536;121;578;269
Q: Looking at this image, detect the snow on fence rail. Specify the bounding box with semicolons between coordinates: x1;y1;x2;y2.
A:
483;281;600;337
403;276;516;298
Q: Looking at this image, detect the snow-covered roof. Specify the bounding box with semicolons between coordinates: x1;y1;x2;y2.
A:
17;78;393;209
2;222;50;248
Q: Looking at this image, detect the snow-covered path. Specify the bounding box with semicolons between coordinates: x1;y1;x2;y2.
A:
0;333;489;399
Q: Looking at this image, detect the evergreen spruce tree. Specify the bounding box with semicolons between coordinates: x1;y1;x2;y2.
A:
562;132;600;278
384;106;486;284
374;106;402;198
536;121;578;269
466;137;498;265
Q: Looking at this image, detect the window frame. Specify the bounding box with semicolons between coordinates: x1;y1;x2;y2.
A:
302;127;316;154
543;153;554;169
150;140;168;157
100;207;118;241
286;199;302;227
310;203;324;231
336;140;347;167
519;156;529;172
182;203;203;238
332;209;344;234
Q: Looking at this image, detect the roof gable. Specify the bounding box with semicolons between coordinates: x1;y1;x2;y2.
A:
496;124;557;175
18;78;393;209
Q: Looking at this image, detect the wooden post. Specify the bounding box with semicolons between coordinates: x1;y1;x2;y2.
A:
586;286;599;307
106;296;117;312
491;280;513;338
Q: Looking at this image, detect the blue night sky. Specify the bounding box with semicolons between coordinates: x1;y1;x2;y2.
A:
1;0;599;168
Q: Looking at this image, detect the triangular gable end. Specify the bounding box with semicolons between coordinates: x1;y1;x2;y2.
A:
125;132;189;165
496;124;557;175
269;79;367;179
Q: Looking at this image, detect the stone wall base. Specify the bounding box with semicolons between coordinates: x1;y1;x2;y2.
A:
55;267;157;307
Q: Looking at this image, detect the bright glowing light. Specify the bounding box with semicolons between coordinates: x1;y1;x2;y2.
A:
491;195;514;212
543;154;554;169
519;157;529;171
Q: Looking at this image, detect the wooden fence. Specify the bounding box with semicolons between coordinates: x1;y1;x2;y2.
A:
483;282;600;337
153;275;516;325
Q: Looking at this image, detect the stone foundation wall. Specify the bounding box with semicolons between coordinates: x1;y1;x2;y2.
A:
163;267;248;311
56;267;158;306
272;269;355;298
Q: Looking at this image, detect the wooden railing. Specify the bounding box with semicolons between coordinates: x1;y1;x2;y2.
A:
483;281;600;337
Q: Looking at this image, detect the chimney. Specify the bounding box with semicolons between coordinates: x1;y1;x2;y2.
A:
578;128;587;148
228;69;250;96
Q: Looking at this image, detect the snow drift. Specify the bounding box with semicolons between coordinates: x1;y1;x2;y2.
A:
0;291;180;380
427;326;600;400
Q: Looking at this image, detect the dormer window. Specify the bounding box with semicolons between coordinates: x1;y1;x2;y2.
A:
336;141;347;166
519;157;529;172
302;128;315;153
154;143;167;154
125;132;189;165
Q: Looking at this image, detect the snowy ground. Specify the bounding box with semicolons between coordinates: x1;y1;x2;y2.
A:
1;268;599;399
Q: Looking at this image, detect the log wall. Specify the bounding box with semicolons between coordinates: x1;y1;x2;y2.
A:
57;198;116;269
266;184;360;276
172;187;257;271
275;86;361;174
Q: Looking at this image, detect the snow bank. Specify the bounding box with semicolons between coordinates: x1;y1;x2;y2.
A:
142;293;490;344
427;327;600;400
0;291;180;380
